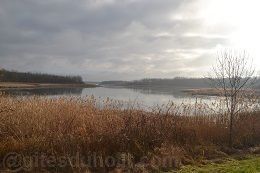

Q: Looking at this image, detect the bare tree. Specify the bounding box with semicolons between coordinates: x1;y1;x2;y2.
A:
209;50;256;147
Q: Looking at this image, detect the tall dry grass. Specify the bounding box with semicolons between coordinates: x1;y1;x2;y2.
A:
0;94;259;172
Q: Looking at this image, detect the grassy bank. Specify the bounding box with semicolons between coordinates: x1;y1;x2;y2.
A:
0;95;260;172
0;82;98;89
177;155;260;173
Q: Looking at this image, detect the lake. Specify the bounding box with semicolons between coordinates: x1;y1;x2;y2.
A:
2;86;217;108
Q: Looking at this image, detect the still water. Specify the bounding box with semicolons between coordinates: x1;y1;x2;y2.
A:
2;86;217;108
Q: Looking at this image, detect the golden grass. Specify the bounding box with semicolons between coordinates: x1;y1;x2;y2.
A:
0;94;259;172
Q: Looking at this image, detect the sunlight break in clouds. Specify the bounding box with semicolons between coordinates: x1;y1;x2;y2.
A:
199;0;260;67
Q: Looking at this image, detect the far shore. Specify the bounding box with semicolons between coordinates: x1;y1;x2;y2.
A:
183;88;260;96
0;82;98;90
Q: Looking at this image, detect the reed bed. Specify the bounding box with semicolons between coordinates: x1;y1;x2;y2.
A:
0;94;259;172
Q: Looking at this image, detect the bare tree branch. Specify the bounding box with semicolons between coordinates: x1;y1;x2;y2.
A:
209;49;255;147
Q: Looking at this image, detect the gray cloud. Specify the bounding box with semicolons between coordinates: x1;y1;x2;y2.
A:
0;0;230;81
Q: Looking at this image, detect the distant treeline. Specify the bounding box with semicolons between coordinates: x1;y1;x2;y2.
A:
0;69;84;84
101;77;260;89
128;78;210;88
101;77;210;88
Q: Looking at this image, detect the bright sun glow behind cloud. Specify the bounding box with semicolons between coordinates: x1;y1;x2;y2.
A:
200;0;260;70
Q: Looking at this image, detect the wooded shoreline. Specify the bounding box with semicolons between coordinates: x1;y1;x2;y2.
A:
0;82;98;90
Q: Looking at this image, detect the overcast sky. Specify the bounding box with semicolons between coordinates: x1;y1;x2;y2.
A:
0;0;260;81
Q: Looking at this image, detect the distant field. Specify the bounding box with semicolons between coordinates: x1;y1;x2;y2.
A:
183;88;260;96
0;82;97;89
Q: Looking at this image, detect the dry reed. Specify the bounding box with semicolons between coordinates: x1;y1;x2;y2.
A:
0;94;259;172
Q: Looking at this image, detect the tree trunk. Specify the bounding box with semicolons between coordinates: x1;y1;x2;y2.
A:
229;111;234;148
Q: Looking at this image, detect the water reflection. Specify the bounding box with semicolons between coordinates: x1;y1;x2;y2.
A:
127;86;191;97
1;86;213;107
2;86;258;113
2;87;83;96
